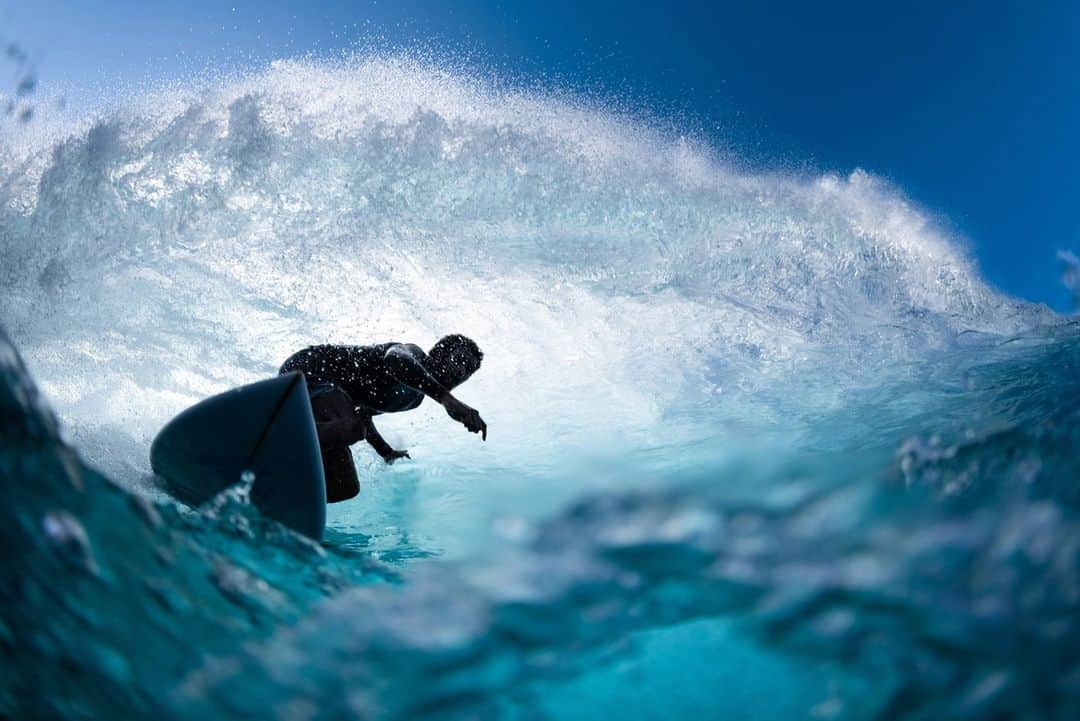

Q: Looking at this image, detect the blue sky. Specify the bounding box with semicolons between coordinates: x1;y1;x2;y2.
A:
4;1;1077;309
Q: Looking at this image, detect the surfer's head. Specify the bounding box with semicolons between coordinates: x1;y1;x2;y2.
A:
429;334;483;388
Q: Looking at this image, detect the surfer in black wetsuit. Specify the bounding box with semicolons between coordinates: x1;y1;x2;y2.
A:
279;335;486;502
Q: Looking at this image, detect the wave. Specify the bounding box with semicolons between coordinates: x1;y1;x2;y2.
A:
4;321;1080;720
1;54;1076;720
0;57;1053;472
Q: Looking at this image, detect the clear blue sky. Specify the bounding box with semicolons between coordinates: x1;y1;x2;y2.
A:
4;0;1078;309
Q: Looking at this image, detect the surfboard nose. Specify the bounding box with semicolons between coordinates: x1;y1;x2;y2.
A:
150;372;327;540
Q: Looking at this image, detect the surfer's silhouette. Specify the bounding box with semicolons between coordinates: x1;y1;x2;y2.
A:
279;335;486;502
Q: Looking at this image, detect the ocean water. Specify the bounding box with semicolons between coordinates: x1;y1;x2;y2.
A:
2;55;1079;720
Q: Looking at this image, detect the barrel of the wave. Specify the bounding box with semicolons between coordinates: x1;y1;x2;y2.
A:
149;372;327;540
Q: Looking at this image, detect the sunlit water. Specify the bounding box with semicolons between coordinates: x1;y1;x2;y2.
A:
2;55;1078;720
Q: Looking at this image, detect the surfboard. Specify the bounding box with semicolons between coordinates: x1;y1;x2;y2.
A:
150;371;327;540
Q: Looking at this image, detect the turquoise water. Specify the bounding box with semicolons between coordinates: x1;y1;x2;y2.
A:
2;55;1078;720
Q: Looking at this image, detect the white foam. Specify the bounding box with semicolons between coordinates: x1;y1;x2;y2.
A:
0;54;1055;536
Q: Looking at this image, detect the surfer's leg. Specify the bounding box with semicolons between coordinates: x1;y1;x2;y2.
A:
310;387;365;448
305;386;363;502
321;446;360;503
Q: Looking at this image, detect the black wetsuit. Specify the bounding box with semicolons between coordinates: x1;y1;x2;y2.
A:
280;343;450;502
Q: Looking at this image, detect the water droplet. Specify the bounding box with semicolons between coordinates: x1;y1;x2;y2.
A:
42;510;97;574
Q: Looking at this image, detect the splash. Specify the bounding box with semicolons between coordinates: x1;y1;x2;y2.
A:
1;56;1051;517
1;54;1075;720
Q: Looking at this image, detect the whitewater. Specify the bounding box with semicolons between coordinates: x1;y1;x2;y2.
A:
2;55;1078;721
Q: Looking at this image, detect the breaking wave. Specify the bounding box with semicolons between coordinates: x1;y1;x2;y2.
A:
1;55;1075;720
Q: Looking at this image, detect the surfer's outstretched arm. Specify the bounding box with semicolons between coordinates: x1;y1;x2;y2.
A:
384;344;488;440
363;417;410;464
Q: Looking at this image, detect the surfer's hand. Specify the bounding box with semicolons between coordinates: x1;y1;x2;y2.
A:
382;449;410;464
442;395;487;441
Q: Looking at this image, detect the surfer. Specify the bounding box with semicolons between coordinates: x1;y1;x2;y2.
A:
279;335;486;502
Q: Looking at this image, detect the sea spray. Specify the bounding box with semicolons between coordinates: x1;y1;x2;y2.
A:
1;54;1076;720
